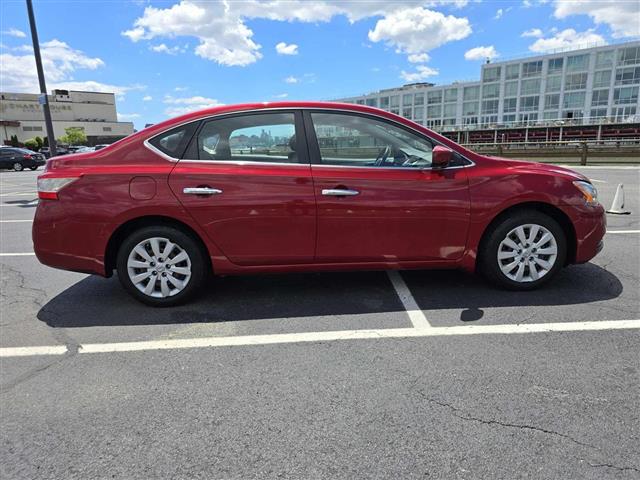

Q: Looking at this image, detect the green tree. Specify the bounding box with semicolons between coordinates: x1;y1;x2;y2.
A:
35;136;43;149
58;127;87;146
24;138;38;150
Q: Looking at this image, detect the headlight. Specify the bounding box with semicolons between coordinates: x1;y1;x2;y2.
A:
573;180;598;206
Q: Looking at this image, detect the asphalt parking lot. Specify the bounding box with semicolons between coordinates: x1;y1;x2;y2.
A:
1;165;639;478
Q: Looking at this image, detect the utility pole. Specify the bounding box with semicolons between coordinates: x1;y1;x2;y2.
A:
26;0;56;156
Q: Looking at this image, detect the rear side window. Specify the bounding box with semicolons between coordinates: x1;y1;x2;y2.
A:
184;112;299;163
148;122;199;159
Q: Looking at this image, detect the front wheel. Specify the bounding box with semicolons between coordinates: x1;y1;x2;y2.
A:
116;226;208;306
29;166;39;171
479;210;567;290
13;162;24;171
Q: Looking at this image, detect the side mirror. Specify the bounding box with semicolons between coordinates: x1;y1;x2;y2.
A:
432;145;453;168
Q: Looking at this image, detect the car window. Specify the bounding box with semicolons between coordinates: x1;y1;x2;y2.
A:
187;112;298;163
309;112;433;168
148;122;199;158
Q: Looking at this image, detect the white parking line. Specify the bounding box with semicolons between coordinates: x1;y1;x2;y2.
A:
0;192;37;197
2;319;639;358
387;271;431;329
607;230;640;234
0;253;36;256
563;165;640;169
0;345;68;357
0;219;33;223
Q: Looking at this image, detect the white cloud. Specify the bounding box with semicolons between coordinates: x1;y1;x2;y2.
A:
284;75;299;84
408;53;430;63
174;86;188;92
494;8;504;19
2;28;26;38
368;7;471;56
123;1;472;67
553;0;640;38
0;39;140;96
275;42;298;55
273;93;289;98
163;95;224;116
143;95;153;101
118;113;141;121
521;28;543;38
464;45;499;61
400;65;439;82
528;28;606;53
150;43;185;55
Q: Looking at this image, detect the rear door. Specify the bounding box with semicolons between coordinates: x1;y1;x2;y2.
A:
305;110;471;263
165;110;316;266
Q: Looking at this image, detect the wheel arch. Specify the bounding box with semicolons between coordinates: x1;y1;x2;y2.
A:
104;215;212;276
476;201;577;269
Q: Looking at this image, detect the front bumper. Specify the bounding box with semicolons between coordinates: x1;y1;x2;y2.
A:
573;205;606;264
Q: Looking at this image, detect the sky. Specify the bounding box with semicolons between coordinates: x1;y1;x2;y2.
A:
1;0;639;130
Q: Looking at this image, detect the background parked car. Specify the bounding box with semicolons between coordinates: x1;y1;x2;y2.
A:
93;144;110;151
39;146;69;158
0;147;46;171
67;146;94;154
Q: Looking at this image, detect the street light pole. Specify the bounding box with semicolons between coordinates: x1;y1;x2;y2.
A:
26;0;56;156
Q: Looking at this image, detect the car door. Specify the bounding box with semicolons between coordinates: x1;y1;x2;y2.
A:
0;149;13;168
0;149;20;168
165;110;316;266
305;110;471;263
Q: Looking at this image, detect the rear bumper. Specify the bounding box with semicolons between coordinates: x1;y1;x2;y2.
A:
32;200;107;276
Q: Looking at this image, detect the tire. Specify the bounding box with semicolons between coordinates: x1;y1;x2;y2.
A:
13;162;24;171
479;210;566;290
29;166;39;171
116;225;208;306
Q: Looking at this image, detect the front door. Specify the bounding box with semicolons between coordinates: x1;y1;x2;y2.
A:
167;110;316;266
305;110;470;263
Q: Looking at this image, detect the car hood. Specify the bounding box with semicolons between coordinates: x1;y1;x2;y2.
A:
484;156;590;182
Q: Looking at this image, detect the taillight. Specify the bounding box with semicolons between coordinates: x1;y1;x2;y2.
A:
23;154;32;159
37;177;79;200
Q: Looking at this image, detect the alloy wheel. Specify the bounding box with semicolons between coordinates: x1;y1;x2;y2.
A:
13;162;23;171
126;237;192;298
497;223;558;283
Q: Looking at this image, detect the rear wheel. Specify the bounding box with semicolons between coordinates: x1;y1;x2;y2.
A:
116;226;208;306
29;166;39;171
13;162;24;171
479;210;566;290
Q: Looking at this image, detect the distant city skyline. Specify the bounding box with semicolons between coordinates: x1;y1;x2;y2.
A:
1;0;638;129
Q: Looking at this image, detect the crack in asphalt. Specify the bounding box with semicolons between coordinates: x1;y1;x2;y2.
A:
0;262;80;393
587;462;640;474
415;389;599;451
414;390;640;474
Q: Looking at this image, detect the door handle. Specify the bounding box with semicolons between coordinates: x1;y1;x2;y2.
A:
183;187;223;195
322;188;360;196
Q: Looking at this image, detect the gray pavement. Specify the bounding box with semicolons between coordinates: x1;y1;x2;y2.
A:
1;166;639;479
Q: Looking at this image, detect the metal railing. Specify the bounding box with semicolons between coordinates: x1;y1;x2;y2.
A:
433;115;640;133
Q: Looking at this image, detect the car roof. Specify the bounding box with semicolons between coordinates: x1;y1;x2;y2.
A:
135;101;462;153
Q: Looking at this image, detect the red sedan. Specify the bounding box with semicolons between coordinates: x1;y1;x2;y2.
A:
33;102;605;306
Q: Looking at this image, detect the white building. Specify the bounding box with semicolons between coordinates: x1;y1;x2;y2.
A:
338;40;640;132
0;89;134;145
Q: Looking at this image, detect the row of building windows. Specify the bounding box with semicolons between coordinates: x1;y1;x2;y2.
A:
356;67;640;110
481;46;640;83
357;86;638;119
